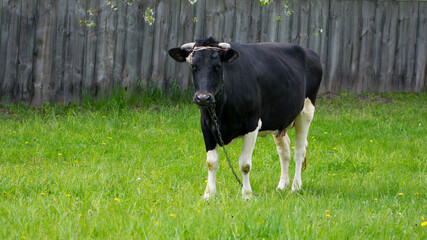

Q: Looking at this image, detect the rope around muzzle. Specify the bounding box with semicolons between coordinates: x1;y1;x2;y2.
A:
207;105;243;188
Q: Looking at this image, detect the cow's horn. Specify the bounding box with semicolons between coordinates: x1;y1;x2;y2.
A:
218;42;231;50
180;42;195;50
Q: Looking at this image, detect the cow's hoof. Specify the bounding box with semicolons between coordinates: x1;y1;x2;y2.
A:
242;190;253;200
291;179;302;193
276;180;290;191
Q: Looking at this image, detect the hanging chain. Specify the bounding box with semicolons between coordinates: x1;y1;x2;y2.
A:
208;105;243;187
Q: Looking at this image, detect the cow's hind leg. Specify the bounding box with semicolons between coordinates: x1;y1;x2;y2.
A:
273;133;291;191
292;98;315;192
203;146;219;200
239;120;262;200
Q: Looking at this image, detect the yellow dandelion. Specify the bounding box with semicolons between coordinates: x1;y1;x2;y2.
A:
58;153;62;156
328;173;331;176
422;216;424;221
178;147;181;150
170;214;176;217
13;131;16;134
65;194;71;197
41;192;45;196
102;142;106;145
325;210;330;213
155;221;159;225
414;192;419;196
313;139;316;141
25;142;29;144
74;160;78;163
374;198;378;201
369;140;373;143
205;180;208;182
339;133;342;135
102;115;107;118
107;137;112;139
421;221;427;227
21;236;26;239
197;209;201;213
114;198;119;202
324;132;327;134
325;214;331;218
79;213;83;216
312;136;315;138
291;146;295;149
398;193;403;196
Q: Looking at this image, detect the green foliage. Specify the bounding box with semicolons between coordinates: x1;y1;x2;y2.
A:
1;93;426;239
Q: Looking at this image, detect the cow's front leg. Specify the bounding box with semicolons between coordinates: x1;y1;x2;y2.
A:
204;146;218;200
273;132;291;191
239;120;261;200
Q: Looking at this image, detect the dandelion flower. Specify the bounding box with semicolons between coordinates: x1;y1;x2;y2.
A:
422;216;425;221
414;192;419;196
25;142;29;144
325;214;331;218
107;137;112;140
374;198;378;201
155;221;159;225
324;132;327;134
421;221;427;227
398;193;403;196
369;140;373;143
114;198;119;202
170;214;176;217
102;115;107;118
58;153;62;156
205;180;208;182
339;133;342;135
41;193;45;196
102;142;106;145
291;146;295;149
65;194;71;197
325;210;330;213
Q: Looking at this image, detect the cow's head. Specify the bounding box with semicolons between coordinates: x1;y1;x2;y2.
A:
169;37;239;106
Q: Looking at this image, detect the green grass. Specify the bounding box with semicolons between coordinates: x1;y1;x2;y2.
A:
1;92;426;239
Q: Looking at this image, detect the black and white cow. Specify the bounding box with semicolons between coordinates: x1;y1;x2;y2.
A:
169;37;322;199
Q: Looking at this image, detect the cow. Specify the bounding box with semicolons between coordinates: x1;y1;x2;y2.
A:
169;37;322;200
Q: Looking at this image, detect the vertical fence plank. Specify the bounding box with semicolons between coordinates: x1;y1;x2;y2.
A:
414;2;426;92
357;0;376;93
15;0;36;102
112;1;127;89
1;1;20;102
325;0;343;92
32;0;56;106
123;1;142;88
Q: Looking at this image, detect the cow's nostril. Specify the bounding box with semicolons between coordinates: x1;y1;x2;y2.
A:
195;93;213;106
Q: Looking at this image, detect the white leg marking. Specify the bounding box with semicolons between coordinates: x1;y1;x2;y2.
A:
239;120;262;200
292;98;315;192
273;133;291;191
203;146;218;200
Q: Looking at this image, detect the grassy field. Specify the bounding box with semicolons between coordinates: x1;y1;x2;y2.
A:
1;92;426;239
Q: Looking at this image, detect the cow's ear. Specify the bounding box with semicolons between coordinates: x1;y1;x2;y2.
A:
221;49;239;63
169;48;190;62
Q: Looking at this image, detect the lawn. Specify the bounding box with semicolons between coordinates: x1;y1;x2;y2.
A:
1;92;426;239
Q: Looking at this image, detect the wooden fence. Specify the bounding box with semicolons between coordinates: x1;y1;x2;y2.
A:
0;0;426;105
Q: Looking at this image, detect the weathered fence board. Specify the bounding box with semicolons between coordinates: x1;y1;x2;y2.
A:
0;0;426;105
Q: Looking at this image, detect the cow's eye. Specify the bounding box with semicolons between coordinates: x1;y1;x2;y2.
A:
191;65;198;71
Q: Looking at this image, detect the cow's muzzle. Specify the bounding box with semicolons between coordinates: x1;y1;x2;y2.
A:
194;93;215;106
